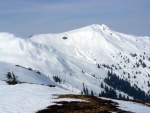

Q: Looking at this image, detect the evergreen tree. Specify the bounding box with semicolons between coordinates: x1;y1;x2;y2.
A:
97;64;100;68
104;71;150;102
100;83;104;88
5;72;18;85
91;90;94;96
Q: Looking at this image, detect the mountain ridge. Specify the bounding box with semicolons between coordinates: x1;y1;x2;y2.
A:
0;24;150;101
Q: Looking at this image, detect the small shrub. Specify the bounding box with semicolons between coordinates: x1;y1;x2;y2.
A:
53;76;61;83
5;72;19;85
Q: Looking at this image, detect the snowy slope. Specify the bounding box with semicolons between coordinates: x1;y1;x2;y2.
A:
0;81;82;113
0;61;56;85
114;99;150;113
102;97;150;113
0;24;150;100
1;80;150;113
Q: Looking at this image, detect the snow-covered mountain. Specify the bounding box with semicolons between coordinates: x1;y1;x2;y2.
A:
0;24;150;101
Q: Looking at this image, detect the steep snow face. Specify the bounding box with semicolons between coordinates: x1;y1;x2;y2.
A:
0;24;150;97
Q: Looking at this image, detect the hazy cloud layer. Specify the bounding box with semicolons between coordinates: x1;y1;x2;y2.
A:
0;0;150;37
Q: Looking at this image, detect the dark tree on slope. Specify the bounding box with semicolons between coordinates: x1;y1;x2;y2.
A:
82;83;89;95
91;90;94;96
83;87;89;95
99;86;117;98
142;62;147;68
104;71;150;102
53;76;61;83
130;53;137;57
119;94;122;98
5;72;19;85
97;64;100;68
100;82;104;88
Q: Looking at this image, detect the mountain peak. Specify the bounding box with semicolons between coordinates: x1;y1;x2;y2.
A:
87;24;113;35
0;23;150;104
89;24;110;30
100;24;110;30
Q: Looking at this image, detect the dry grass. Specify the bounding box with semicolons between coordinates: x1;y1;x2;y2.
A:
37;94;132;113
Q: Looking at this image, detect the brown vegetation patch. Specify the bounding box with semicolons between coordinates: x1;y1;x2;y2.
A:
37;94;132;113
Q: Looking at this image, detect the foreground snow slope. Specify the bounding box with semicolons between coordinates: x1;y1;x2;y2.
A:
0;81;82;113
1;80;150;113
115;99;150;113
0;24;150;97
102;97;150;113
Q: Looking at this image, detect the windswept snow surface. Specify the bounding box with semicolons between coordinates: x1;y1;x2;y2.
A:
0;24;150;96
0;81;82;113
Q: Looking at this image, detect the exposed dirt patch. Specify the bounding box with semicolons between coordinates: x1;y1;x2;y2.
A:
37;94;132;113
